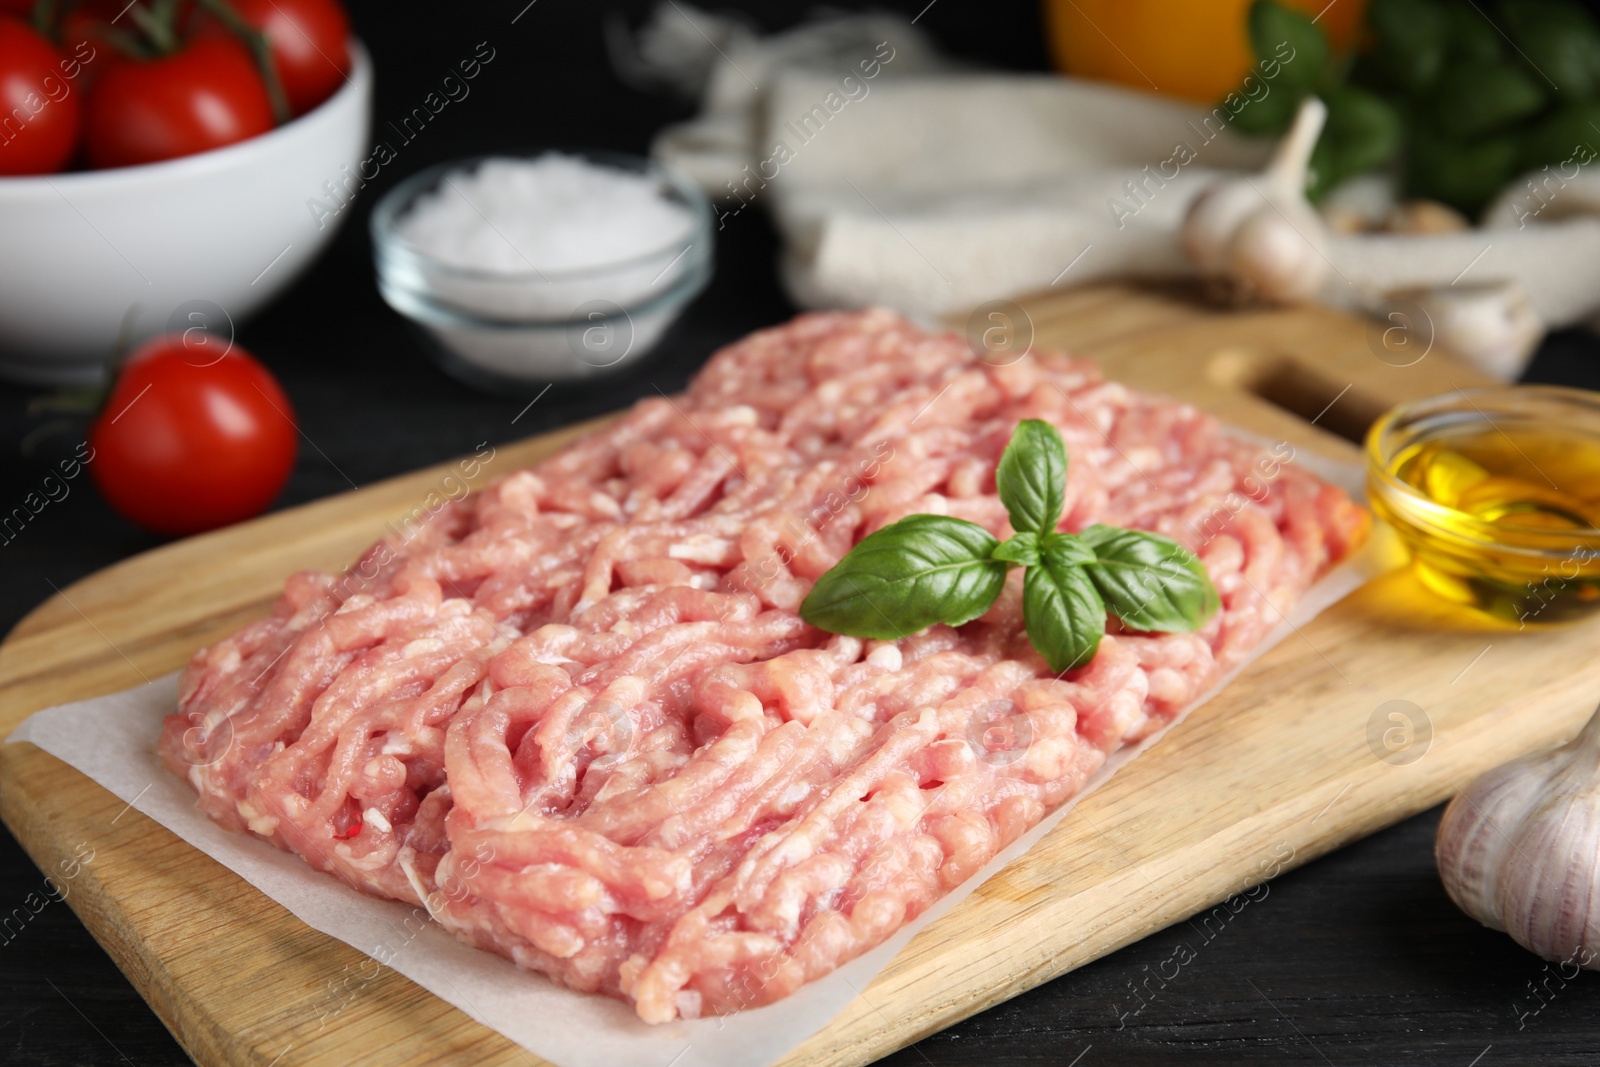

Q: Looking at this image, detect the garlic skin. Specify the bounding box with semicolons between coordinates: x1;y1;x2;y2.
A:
1182;96;1330;306
1436;710;1600;967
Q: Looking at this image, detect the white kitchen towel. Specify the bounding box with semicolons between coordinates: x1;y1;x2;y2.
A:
642;5;1600;339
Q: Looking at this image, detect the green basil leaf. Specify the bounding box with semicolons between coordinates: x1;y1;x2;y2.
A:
800;514;1006;640
1249;0;1328;94
1441;3;1502;64
1403;129;1518;216
1522;101;1600;170
1428;61;1545;140
995;418;1067;536
992;531;1040;566
1039;531;1096;567
1229;81;1301;136
1505;0;1600;98
1363;0;1448;93
1024;549;1105;673
1078;525;1221;632
1308;85;1404;201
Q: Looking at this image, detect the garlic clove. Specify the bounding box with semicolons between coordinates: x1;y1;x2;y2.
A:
1181;97;1331;307
1495;784;1600;965
1378;282;1542;381
1436;755;1549;933
1182;182;1263;276
1318;172;1399;235
1384;199;1470;236
1437;708;1600;968
1229;208;1329;304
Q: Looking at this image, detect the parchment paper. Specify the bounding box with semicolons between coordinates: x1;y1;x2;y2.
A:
8;450;1385;1067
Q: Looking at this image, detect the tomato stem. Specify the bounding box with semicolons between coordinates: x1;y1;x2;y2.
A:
30;0;55;39
96;20;156;59
121;1;180;52
18;418;88;460
124;1;177;53
45;0;155;58
25;388;108;417
192;0;291;124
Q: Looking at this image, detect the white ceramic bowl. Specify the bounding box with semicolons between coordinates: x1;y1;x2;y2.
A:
0;42;373;385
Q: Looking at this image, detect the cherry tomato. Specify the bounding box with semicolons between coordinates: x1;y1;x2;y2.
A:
0;16;82;174
89;334;298;536
195;0;348;115
0;0;33;14
83;34;271;168
56;1;123;94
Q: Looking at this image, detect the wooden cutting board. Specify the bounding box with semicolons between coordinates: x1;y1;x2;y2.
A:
5;283;1599;1067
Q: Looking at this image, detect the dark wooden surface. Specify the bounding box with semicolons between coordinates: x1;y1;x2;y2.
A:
6;1;1600;1064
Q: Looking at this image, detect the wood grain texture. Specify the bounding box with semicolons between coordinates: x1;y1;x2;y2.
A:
3;284;1596;1067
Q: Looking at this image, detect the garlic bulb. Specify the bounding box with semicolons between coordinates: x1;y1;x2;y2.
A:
1182;96;1330;306
1318;172;1398;235
1436;707;1600;967
1380;281;1541;381
1384;200;1470;236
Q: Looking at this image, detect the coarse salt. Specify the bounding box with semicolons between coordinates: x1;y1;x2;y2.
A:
379;153;707;382
396;154;694;275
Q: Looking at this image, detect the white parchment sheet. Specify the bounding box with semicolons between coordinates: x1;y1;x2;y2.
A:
9;450;1384;1067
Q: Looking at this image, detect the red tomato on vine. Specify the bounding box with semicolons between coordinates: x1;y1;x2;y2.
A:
83;34;273;168
89;334;299;536
195;0;348;114
0;16;82;174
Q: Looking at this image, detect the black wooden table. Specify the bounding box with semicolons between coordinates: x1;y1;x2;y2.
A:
5;1;1600;1063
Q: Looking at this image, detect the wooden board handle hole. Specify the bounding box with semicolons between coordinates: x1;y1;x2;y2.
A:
1207;350;1387;445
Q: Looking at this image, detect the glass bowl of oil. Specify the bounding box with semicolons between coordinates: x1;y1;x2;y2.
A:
1367;386;1600;626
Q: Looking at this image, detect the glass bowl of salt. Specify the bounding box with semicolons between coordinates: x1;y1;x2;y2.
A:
371;151;712;390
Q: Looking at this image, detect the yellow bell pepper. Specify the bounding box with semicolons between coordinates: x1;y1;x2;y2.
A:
1043;0;1366;103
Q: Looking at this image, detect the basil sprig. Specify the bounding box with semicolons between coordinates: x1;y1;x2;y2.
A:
799;419;1221;673
797;514;1006;640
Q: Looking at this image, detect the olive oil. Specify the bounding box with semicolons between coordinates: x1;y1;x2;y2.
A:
1375;425;1600;625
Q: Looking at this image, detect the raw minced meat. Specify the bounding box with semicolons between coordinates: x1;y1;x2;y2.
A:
160;310;1366;1023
